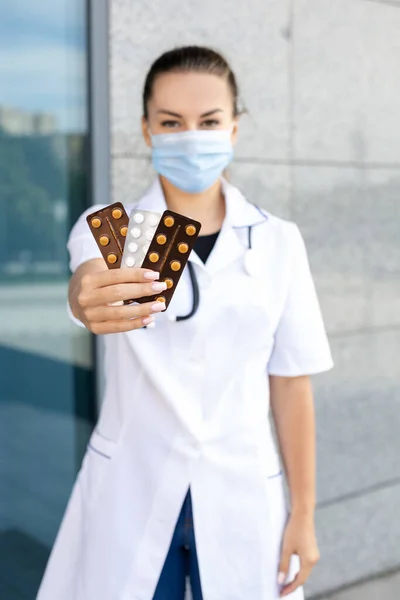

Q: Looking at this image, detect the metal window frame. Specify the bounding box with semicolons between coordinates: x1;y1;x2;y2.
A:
87;0;110;414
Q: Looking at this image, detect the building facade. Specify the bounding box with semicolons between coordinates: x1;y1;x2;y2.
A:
109;0;400;598
0;1;399;598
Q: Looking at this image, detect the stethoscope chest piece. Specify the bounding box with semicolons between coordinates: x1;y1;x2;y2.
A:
244;249;261;277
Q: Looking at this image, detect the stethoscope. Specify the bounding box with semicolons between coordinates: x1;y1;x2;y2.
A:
146;207;268;326
174;261;200;322
171;217;266;323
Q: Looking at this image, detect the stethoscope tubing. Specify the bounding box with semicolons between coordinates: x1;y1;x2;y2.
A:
175;224;254;322
176;261;200;322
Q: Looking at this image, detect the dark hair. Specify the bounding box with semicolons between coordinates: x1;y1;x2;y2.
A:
142;46;241;119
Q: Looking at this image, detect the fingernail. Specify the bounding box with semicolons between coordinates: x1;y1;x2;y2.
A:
144;271;160;280
278;572;286;586
142;316;154;325
151;302;166;313
152;281;167;292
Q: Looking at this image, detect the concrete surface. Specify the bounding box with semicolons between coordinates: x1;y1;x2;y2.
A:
109;0;400;596
316;570;400;600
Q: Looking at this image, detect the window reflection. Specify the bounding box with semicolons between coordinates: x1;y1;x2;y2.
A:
0;0;90;364
0;2;94;598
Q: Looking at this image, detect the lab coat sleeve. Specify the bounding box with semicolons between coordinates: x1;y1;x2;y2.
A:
66;205;106;327
267;223;334;376
67;205;106;273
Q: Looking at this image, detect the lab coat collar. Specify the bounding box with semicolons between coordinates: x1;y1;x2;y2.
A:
221;177;268;229
134;177;268;273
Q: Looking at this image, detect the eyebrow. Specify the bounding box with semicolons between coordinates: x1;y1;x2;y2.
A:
156;108;224;118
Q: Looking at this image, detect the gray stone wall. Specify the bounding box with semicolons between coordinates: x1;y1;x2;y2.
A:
109;0;400;596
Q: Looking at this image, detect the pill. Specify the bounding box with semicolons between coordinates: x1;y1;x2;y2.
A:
157;234;167;245
133;212;145;224
164;216;175;227
186;225;196;236
164;278;174;289
143;244;150;253
128;242;138;252
99;235;109;246
149;252;159;263
107;253;118;264
120;225;128;236
131;227;141;239
145;229;154;241
126;256;135;267
170;260;181;271
91;217;101;228
178;242;189;253
148;214;160;226
112;208;123;219
156;296;166;303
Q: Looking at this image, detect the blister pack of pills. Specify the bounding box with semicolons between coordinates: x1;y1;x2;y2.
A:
86;204;201;310
134;210;201;309
121;210;161;269
86;202;129;269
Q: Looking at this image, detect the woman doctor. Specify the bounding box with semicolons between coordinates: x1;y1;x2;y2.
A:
37;46;333;600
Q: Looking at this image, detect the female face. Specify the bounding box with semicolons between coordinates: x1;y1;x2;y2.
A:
142;71;239;144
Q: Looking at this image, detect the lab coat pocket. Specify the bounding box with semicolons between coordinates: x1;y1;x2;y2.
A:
79;429;117;510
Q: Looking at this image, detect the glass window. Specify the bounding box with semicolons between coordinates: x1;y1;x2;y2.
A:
0;2;94;597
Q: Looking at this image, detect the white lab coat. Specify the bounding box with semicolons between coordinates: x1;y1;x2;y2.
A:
37;178;333;600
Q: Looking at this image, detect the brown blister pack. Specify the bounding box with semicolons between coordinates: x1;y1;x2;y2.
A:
135;210;201;309
86;202;129;269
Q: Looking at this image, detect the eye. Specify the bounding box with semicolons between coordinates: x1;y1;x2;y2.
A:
160;120;181;128
200;119;221;128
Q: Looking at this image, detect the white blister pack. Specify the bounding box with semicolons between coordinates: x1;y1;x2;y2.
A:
121;209;161;268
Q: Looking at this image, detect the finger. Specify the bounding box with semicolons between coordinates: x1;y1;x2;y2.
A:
277;549;291;587
82;280;168;308
85;267;160;290
280;565;312;597
87;300;166;323
90;314;154;335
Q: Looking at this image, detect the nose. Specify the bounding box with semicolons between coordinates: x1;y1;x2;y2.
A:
182;120;198;132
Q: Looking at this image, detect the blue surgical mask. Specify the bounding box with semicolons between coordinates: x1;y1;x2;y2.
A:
151;129;234;193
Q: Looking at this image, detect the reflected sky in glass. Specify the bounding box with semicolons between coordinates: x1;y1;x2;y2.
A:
0;7;93;598
0;1;87;132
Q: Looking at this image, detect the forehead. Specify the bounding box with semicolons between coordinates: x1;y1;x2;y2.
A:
149;71;232;114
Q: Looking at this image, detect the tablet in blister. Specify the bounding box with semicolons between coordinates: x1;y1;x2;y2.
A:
121;210;161;268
